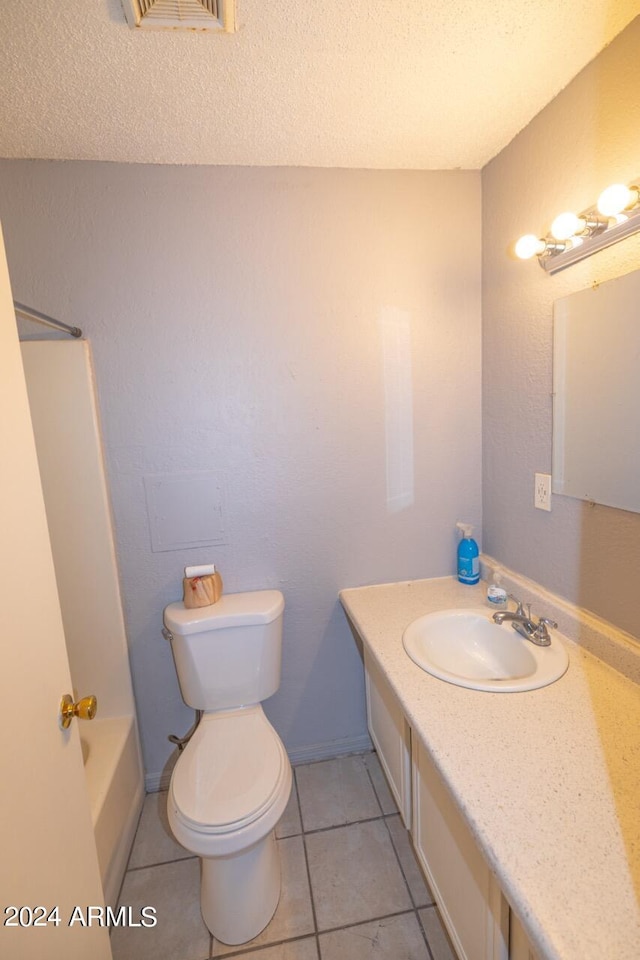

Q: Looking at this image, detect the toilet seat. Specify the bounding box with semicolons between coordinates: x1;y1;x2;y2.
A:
171;706;287;837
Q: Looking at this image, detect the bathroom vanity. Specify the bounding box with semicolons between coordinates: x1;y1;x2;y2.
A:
340;572;640;960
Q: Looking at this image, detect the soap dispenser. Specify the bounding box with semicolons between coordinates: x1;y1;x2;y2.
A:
486;567;508;608
456;522;479;585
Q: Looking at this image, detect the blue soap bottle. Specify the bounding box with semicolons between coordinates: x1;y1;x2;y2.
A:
456;522;479;585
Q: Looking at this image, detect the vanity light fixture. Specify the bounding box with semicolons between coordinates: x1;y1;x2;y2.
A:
514;234;567;259
550;211;607;242
597;183;640;217
515;177;640;274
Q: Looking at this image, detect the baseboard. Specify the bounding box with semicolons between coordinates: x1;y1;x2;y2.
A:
144;733;373;793
145;770;172;793
286;733;373;765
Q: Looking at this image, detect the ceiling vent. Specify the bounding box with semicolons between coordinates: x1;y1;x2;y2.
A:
122;0;235;32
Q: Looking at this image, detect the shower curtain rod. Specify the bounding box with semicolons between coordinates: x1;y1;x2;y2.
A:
14;301;83;338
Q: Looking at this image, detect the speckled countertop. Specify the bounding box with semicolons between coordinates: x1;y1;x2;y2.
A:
339;575;640;960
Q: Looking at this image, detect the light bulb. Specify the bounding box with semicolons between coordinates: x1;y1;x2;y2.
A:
551;212;585;241
597;183;639;217
515;234;546;260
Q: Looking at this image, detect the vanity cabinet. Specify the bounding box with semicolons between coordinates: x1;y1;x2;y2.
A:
364;652;538;960
508;912;540;960
364;649;412;827
412;736;509;960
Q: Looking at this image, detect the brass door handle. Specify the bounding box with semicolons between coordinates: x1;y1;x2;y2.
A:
60;694;98;729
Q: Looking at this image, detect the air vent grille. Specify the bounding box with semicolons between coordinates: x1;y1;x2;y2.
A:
123;0;235;31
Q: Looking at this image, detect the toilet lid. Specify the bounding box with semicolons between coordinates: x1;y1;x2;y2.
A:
171;708;285;835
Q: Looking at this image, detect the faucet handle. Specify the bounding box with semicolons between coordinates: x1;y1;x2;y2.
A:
530;616;557;646
508;594;525;617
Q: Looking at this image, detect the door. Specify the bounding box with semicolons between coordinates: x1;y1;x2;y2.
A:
0;223;112;960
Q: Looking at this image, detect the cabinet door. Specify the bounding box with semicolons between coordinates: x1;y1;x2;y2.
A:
509;910;539;960
412;737;508;960
364;649;412;827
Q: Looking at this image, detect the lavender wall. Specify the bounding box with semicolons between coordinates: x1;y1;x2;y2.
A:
0;162;482;780
482;17;640;639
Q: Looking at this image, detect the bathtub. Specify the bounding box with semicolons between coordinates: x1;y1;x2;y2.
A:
81;716;145;908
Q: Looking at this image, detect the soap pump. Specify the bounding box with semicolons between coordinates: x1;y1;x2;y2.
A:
486;567;508;608
456;522;479;585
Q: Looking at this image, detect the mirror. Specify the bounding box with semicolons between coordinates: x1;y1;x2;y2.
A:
552;269;640;514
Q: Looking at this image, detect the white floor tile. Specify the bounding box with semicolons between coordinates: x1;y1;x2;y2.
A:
111;858;209;960
128;790;191;869
385;815;434;907
230;937;319;960
319;912;431;960
306;819;412;930
418;906;457;960
362;752;398;815
296;755;381;831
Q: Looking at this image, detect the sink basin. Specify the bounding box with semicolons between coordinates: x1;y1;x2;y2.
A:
402;608;569;692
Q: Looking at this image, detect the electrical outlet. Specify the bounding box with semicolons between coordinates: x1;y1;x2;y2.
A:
534;473;552;511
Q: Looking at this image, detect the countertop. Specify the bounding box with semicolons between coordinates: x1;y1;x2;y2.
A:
339;576;640;960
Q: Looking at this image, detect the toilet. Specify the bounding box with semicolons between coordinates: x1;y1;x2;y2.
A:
163;589;292;945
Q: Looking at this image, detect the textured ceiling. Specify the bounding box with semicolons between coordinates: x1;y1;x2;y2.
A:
1;1;639;169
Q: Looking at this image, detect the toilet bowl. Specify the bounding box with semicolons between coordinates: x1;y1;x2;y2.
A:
167;706;292;943
163;590;291;945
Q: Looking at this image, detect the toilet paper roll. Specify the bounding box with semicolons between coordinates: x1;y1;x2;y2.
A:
184;564;216;578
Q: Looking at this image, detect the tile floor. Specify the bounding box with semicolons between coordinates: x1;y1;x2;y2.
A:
111;752;457;960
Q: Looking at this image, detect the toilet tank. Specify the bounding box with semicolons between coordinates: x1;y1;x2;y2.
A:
163;590;285;710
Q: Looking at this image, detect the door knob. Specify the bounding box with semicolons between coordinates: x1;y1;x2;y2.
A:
60;694;98;729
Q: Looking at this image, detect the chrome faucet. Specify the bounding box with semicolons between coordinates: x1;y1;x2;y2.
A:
493;595;557;647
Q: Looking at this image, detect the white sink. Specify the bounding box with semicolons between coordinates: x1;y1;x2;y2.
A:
402;608;569;692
